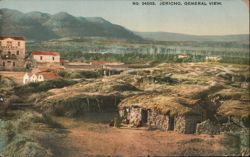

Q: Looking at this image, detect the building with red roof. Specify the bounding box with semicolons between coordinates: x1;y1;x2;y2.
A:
32;51;60;63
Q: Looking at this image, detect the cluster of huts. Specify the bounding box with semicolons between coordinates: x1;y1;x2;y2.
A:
118;94;207;134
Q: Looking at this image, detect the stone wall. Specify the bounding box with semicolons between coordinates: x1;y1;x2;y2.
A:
129;107;142;127
119;107;130;124
0;59;25;71
174;115;201;134
196;119;221;135
147;110;173;130
119;107;148;127
174;116;186;133
119;107;202;134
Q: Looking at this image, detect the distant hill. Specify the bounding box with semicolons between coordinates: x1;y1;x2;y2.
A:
135;32;249;42
0;8;141;41
1;8;248;42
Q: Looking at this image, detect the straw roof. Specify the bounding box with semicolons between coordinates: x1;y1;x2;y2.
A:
218;100;250;119
119;93;201;116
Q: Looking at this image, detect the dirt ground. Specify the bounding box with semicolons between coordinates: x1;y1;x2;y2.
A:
0;71;25;84
39;115;227;157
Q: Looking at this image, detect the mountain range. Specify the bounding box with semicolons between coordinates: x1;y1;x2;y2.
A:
0;8;249;42
0;8;141;41
134;32;249;42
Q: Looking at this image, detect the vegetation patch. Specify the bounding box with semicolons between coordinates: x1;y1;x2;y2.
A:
119;93;201;116
218;100;250;120
0;76;16;89
3;135;52;157
58;70;101;79
14;79;78;95
0;111;59;157
39;93;123;117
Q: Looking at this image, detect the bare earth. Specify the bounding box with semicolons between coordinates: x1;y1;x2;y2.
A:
43;117;226;157
0;71;25;84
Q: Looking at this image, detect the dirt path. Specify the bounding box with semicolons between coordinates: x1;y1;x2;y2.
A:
45;117;226;157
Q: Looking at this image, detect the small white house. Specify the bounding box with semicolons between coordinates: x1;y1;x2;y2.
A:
205;56;222;62
32;51;60;63
178;54;190;59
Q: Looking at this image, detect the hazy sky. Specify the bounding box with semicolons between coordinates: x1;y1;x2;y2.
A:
0;0;249;35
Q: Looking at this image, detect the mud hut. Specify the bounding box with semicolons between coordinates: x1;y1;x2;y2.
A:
119;94;204;133
119;105;148;127
217;100;250;128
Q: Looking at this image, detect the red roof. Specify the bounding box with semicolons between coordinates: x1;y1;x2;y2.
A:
32;51;60;56
91;60;110;65
0;36;25;40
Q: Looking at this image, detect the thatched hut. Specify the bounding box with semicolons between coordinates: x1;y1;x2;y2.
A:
119;105;148;127
119;94;204;133
217;100;250;127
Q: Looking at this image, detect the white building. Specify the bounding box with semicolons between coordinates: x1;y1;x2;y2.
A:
205;56;222;62
32;51;60;63
178;54;190;59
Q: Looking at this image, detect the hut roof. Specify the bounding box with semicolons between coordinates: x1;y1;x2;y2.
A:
32;51;60;56
119;93;201;116
218;100;250;119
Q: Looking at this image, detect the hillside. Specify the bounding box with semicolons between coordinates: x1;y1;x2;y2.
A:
0;8;248;42
135;32;249;42
0;8;141;41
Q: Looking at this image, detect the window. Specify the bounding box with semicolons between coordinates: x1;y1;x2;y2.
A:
52;56;55;61
40;56;43;60
18;42;20;46
13;62;15;67
16;51;19;55
3;62;5;67
8;51;11;56
7;41;12;46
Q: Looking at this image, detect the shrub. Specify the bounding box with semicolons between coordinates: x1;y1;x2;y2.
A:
220;132;241;155
3;135;53;157
57;70;70;78
0;77;16;89
69;71;82;78
14;79;78;95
